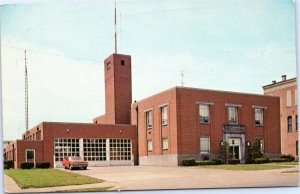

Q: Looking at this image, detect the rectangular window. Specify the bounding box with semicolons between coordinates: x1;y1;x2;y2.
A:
255;108;263;126
54;138;80;161
161;106;168;125
296;115;298;131
146;110;153;129
296;140;298;156
162;138;168;150
200;137;210;153
25;149;35;163
199;104;210;124
228;107;238;124
288;116;293;132
287;90;292;107
83;138;107;161
109;139;131;161
147;140;153;151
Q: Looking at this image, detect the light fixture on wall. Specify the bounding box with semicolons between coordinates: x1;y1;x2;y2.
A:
119;130;122;134
66;129;70;133
247;141;250;147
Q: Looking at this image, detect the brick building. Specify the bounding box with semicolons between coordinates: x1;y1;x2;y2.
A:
4;52;282;168
263;75;298;157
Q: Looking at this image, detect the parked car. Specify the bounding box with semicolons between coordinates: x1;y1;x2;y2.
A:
62;156;88;170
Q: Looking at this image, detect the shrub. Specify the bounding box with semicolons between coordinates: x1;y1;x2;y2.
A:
4;160;13;169
182;158;196;166
281;154;295;162
228;159;240;165
20;162;34;169
254;157;269;164
36;162;50;169
197;160;216;166
269;158;289;163
211;159;222;165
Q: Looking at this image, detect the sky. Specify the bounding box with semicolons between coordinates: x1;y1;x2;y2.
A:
0;0;297;140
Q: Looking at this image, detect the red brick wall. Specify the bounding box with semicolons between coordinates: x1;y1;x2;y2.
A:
176;87;281;155
264;78;298;156
134;86;281;159
103;54;132;124
41;122;137;167
131;88;178;157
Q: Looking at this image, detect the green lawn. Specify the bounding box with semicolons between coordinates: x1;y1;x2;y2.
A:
198;164;296;170
4;169;104;189
58;186;114;192
267;161;299;166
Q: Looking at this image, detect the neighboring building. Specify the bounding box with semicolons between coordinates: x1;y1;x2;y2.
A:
263;75;298;157
4;52;282;168
131;87;281;166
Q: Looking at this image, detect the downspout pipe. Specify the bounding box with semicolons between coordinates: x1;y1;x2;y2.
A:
135;105;139;165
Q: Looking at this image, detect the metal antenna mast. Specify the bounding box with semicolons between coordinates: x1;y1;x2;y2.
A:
181;69;184;87
114;0;117;54
25;50;29;131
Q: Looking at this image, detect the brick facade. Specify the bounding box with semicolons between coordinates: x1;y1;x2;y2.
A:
263;76;298;157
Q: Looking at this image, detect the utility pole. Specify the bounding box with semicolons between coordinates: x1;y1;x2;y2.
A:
25;50;29;131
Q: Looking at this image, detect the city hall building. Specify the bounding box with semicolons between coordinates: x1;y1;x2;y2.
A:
4;52;282;168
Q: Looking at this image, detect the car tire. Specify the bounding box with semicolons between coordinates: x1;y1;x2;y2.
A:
64;166;67;169
83;167;87;170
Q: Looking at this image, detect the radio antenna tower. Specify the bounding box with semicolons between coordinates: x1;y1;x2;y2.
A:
24;50;29;131
114;0;118;54
181;69;184;87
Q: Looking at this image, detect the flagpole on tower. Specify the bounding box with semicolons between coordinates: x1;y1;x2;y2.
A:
114;0;117;54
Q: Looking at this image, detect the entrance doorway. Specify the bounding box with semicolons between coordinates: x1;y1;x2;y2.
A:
228;138;241;160
26;149;35;164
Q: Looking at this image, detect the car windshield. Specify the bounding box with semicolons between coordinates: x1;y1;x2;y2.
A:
69;156;82;161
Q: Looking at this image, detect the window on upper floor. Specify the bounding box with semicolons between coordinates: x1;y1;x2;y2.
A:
228;106;238;125
146;110;153;129
255;108;264;126
287;90;292;107
161;105;168;126
162;138;168;150
199;104;210;124
288;116;292;132
147;140;153;152
295;89;298;106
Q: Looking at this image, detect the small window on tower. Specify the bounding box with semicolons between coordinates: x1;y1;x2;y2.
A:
106;62;111;70
121;60;125;65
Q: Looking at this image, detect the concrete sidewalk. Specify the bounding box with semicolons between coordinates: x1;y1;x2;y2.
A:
3;174;118;193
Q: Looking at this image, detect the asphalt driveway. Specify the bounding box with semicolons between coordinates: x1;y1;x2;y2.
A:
60;166;299;190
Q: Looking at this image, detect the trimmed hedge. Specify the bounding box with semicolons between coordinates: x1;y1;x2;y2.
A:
269;158;289;163
281;154;295;162
211;159;222;165
228;159;240;165
4;160;13;169
36;162;50;169
20;162;34;169
182;158;196;166
197;159;222;166
254;157;269;164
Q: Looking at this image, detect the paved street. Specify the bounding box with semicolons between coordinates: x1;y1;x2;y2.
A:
61;166;299;190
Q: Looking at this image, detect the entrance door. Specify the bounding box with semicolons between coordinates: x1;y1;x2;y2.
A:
228;138;241;160
26;149;35;164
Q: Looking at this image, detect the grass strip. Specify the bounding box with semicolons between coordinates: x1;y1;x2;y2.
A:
58;186;114;192
5;169;103;189
198;164;295;170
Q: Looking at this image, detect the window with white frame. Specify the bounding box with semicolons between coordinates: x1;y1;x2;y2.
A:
200;137;210;153
146;110;153;129
255;108;263;126
199;104;210;124
287;90;292;107
54;138;80;161
147;140;153;151
228;106;238;124
83;139;106;161
109;139;132;160
288;116;293;132
161;106;168;125
162;138;168;150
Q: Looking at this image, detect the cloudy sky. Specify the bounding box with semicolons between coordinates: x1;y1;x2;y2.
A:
1;0;297;140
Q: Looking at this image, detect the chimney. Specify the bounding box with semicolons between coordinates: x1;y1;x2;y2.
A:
272;80;276;84
282;75;287;81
